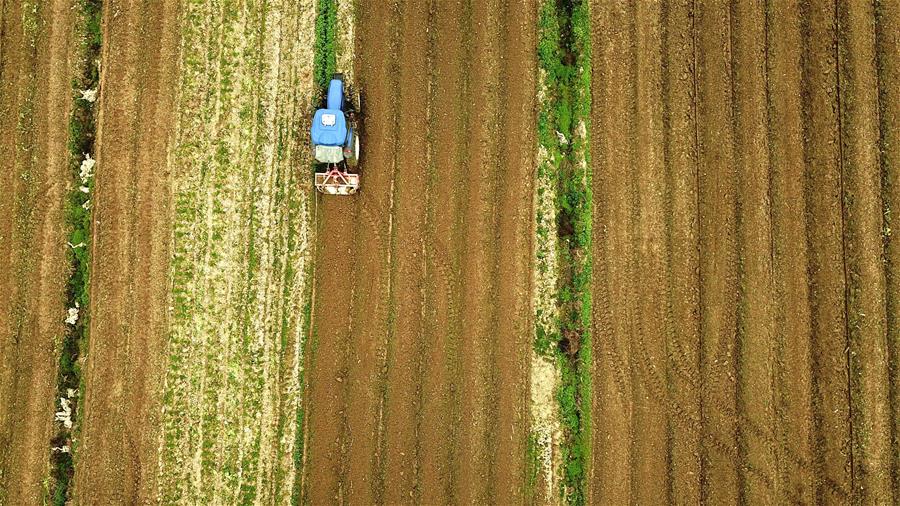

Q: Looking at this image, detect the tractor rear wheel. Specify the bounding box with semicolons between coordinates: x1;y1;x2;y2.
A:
346;134;360;168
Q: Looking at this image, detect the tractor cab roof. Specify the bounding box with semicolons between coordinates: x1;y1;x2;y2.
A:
311;108;347;147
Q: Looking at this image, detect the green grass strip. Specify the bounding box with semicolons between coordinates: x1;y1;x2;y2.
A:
537;0;592;503
48;1;102;504
291;296;314;506
314;0;337;91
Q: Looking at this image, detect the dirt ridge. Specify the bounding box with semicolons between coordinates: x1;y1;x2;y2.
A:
589;2;637;503
766;0;818;501
74;0;178;503
0;0;75;502
381;0;430;500
836;1;893;501
874;0;900;498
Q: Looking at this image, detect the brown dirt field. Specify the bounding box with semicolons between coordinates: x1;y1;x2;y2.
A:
695;0;742;500
492;1;534;501
589;0;897;503
0;0;76;503
302;0;535;503
454;0;522;500
588;2;638;503
380;0;430;501
454;0;495;497
73;0;179;503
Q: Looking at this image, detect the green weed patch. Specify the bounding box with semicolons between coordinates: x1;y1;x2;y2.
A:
48;1;102;504
314;0;338;90
536;0;591;503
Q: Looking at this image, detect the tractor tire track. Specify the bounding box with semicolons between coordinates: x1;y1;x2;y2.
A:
694;0;741;502
0;2;28;496
0;0;75;502
75;0;179;502
766;0;818;502
344;0;397;502
874;0;900;497
630;1;671;503
660;1;702;503
589;2;637;502
417;0;467;502
731;0;779;500
836;1;893;501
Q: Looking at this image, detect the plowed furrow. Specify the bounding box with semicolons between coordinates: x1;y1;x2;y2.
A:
417;0;467;502
492;0;534;500
798;2;854;502
380;0;430;502
766;1;817;502
695;0;740;501
874;0;900;497
836;1;893;501
589;2;637;502
304;197;355;503
660;1;702;502
731;0;778;500
451;0;501;501
75;0;178;502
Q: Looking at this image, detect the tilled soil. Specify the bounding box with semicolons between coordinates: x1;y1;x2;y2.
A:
302;0;536;503
0;0;76;503
73;0;179;503
589;0;899;503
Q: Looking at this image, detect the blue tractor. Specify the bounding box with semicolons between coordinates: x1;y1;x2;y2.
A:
310;73;361;195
